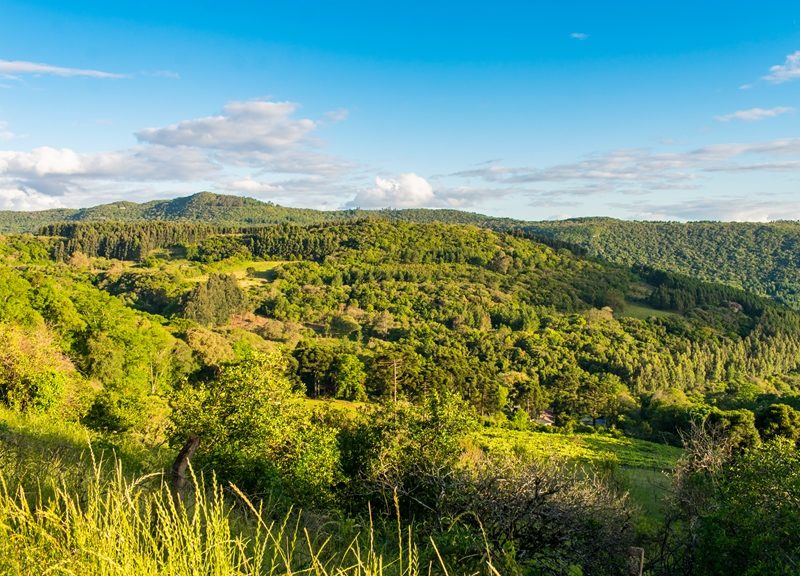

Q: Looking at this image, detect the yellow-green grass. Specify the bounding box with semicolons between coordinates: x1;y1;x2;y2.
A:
0;460;445;576
475;428;681;534
0;409;460;576
475;428;681;470
303;397;367;412
103;257;288;288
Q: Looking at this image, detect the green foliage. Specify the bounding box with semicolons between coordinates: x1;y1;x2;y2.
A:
756;403;800;442
704;408;761;451
170;351;341;502
341;392;476;519
0;323;93;417
524;218;800;310
692;440;800;574
182;273;247;325
660;429;800;576
333;354;368;401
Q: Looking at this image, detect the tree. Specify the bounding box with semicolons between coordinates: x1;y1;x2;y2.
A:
756;403;800;442
293;342;335;397
182;274;246;325
449;455;634;576
329;313;360;339
657;427;800;576
341;391;475;519
332;354;367;401
705;408;760;451
170;351;341;502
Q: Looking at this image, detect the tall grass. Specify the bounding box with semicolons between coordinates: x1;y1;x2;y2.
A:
0;454;454;576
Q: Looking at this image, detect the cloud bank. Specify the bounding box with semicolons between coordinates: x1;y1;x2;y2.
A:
0;99;350;210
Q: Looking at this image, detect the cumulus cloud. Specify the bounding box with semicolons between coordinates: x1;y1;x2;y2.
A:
136;100;315;152
0;99;352;207
349;173;434;208
0;184;65;211
0;145;217;182
763;51;800;84
222;177;283;195
570;32;589;40
716;107;793;122
0;59;123;79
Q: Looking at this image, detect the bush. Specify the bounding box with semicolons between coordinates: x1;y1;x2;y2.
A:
446;455;635;576
169;351;342;503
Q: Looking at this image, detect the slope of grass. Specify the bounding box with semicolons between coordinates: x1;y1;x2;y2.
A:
475;428;681;470
619;301;678;321
474;427;681;535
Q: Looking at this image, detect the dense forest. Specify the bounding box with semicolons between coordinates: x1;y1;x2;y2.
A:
522;218;800;310
8;192;800;312
2;208;800;574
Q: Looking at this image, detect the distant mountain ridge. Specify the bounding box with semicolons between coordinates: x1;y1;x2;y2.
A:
4;191;800;308
0;191;505;233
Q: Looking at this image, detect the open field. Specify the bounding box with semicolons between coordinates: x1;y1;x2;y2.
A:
474;427;681;531
475;428;681;469
620;301;679;321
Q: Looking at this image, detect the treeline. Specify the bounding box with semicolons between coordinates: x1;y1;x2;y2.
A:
43;222;227;261
522;218;800;309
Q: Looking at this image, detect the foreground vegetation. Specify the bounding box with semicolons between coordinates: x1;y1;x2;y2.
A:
2;203;800;573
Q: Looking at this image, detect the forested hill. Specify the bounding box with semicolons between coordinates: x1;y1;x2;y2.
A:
520;219;800;309
0;192;349;232
6;191;800;309
8;218;800;573
0;191;500;233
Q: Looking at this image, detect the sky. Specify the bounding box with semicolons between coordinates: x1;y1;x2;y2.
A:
1;1;800;221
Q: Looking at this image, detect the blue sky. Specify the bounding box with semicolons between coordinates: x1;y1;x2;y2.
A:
1;1;800;220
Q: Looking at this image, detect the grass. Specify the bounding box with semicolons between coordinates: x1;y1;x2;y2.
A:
0;407;675;572
474;427;681;535
474;428;681;470
0;459;445;576
619;467;672;534
619;301;678;321
159;258;287;287
0;409;467;576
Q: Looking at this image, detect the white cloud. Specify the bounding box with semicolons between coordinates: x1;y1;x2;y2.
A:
136;100;315;152
716;106;793;122
0;99;353;207
0;184;65;211
0;59;123;79
222;177;282;195
570;32;589;40
349;173;434;208
451;138;800;196
324;109;349;122
763;51;800;84
0;145;217;181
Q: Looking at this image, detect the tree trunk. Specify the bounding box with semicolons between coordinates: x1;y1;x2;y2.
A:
170;434;200;495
